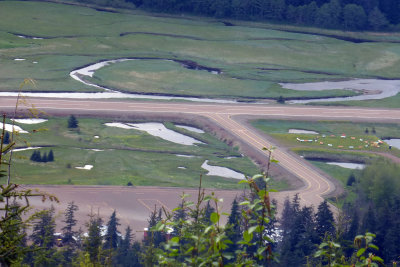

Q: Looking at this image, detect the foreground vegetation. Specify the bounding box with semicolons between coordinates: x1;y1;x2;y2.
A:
1;1;400;106
2;147;398;266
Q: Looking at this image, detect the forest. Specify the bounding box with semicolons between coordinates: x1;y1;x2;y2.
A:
65;0;398;31
2;159;399;266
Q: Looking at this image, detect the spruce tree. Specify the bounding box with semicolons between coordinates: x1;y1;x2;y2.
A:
61;202;79;264
3;131;10;144
68;115;79;129
48;150;54;162
103;210;120;250
62;202;79;245
116;227;142;266
30;207;58;266
41;152;47;163
347;173;356;186
225;198;241;255
315;200;335;240
171;201;187;238
361;205;376;233
202;200;215;226
31;207;56;248
84;213;103;264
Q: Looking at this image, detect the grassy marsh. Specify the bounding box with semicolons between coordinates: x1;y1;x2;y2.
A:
6;117;289;189
1;1;400;104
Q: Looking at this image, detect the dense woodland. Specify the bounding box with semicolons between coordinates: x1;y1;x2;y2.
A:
64;0;400;31
1;159;399;266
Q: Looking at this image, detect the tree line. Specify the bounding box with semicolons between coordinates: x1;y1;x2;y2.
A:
3;164;397;266
65;0;398;31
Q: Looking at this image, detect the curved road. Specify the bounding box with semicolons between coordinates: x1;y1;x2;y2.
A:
2;97;400;208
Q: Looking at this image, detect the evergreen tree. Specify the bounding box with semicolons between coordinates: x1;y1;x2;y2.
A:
62;202;79;245
61;202;79;264
30;207;58;266
103;210;120;250
346;173;356;186
116;227;142;266
277;95;285;104
202;200;215;226
225;198;241;255
48;149;54;162
68;115;79;129
315;200;335;240
171;201;187;238
3;131;10;144
280;205;317;266
41;152;47;163
280;196;296;236
84;213;103;264
343;4;367;30
346;208;359;241
368;7;389;30
31;207;56;248
316;0;342;28
361;205;376;233
30;150;41;162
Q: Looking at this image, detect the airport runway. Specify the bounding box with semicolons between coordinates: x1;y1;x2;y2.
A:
1;97;400;231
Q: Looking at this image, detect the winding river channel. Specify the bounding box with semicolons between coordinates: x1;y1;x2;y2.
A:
3;58;400;103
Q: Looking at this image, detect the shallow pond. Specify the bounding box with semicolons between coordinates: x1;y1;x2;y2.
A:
105;122;203;146
201;160;245;180
326;162;365;170
176;125;205;134
2;123;28;133
288;129;318;134
383;138;400;149
12;118;48;124
282;79;400;103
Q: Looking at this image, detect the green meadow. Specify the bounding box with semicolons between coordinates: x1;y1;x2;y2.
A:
0;1;400;104
6;117;288;189
252;119;400;182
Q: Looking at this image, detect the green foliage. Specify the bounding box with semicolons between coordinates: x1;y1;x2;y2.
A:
277;96;285;104
0;113;58;266
316;200;335;240
68;115;79;129
62;202;79;246
83;213;103;264
152;148;277;266
346;173;356;187
103;210;120;250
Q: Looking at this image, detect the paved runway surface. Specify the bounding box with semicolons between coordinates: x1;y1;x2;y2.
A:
2;97;400;233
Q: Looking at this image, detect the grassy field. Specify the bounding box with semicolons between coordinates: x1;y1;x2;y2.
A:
5;116;289;190
252;119;400;181
0;1;400;104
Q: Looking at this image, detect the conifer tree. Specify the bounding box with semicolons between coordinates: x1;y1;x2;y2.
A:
61;202;79;264
171;201;187;238
116;227;142;266
347;173;356;186
202;200;215;226
361;205;376;233
30;207;58;266
103;210;120;250
315;200;335;240
3;131;10;144
62;202;79;245
41;152;47;163
225;198;241;254
47;150;54;162
68;115;79;129
84;213;103;264
31;207;56;248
